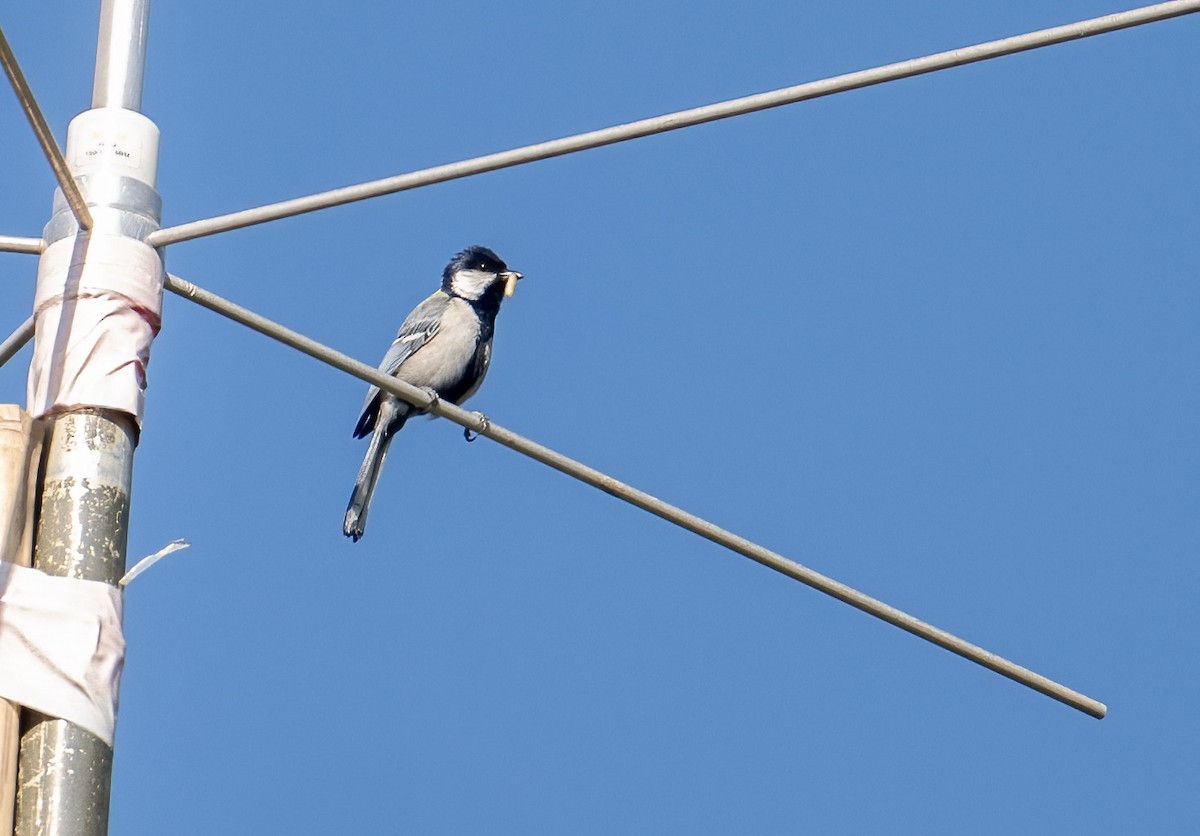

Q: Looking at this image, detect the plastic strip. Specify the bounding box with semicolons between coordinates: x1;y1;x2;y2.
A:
119;539;189;587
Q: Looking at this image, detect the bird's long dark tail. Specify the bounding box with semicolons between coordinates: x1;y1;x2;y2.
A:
344;401;406;541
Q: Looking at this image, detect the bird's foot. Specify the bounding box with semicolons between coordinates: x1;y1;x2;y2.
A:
464;412;490;443
417;386;440;414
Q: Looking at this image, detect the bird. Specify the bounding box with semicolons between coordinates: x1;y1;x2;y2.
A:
343;246;523;541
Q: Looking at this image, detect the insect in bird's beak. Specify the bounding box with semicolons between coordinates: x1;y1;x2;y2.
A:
502;271;523;298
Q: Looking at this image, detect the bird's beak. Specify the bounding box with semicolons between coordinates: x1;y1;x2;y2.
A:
501;271;523;298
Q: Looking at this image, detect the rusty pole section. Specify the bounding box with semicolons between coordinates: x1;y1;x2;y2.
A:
15;416;134;836
14;2;158;834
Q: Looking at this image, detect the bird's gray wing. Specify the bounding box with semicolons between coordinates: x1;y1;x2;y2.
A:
353;291;450;437
380;292;450;374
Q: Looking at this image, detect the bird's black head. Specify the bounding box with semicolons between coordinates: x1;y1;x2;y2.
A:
444;245;507;280
441;245;522;307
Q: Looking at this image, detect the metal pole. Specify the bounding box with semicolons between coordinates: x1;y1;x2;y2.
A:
91;0;151;110
14;2;158;834
147;0;1200;247
13;416;134;836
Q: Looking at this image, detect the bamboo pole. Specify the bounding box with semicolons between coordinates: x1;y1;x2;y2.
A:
0;408;43;835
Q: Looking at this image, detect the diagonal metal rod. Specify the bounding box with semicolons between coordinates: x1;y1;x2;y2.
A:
148;0;1200;248
0;236;43;255
163;272;1107;719
0;317;35;369
0;27;93;231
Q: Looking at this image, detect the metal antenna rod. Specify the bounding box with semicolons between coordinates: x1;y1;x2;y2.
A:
14;2;159;835
91;0;151;110
0;318;34;370
148;0;1200;247
163;273;1107;719
0;27;93;232
0;236;43;255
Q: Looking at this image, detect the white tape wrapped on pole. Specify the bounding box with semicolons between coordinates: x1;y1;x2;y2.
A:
0;562;124;746
27;233;163;426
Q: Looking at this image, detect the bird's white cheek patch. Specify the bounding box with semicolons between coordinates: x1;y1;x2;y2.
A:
450;269;494;300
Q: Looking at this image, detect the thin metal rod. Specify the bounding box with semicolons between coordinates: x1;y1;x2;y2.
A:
163;273;1106;719
0;28;93;232
149;0;1200;248
92;0;152;110
0;318;35;370
0;236;43;255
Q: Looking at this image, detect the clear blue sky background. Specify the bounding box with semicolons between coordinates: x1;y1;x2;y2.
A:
2;2;1198;833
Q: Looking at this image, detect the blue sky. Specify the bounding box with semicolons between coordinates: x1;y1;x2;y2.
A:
2;1;1198;832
